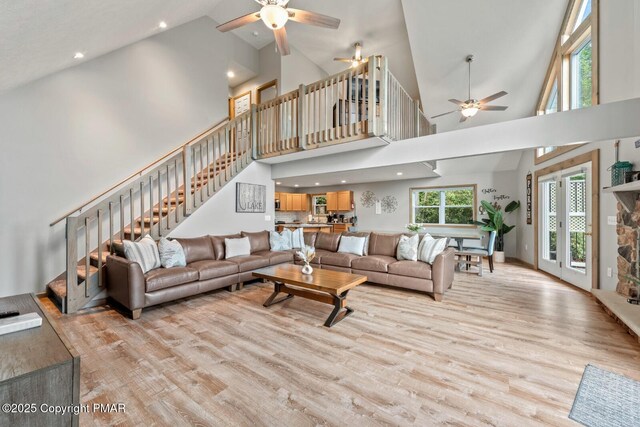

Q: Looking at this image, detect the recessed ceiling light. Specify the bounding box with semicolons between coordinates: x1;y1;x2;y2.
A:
276;181;281;185
315;182;320;186
396;172;403;176
294;184;299;187
73;52;84;59
341;180;346;183
158;21;168;29
227;71;235;78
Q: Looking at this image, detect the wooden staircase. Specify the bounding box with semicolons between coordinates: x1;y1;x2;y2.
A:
47;113;252;314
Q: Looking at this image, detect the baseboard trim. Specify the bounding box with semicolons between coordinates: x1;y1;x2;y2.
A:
506;257;535;269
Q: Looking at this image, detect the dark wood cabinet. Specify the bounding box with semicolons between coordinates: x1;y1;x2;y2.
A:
0;294;80;426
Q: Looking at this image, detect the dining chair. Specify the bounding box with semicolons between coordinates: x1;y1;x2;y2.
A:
454;231;496;275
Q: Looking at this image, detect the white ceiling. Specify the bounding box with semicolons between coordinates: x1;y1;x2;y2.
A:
209;0;420;98
275;162;437;188
401;0;569;132
0;0;223;93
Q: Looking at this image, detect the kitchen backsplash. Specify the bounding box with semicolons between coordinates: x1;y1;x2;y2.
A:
275;212;307;223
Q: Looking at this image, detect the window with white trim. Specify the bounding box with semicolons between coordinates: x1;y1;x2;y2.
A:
410;186;476;226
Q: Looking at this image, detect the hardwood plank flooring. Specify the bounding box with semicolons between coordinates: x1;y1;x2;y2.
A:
40;262;640;426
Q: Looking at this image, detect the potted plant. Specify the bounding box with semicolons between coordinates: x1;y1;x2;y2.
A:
406;223;422;233
475;200;520;263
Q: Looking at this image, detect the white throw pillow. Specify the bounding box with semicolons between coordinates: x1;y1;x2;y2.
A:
418;234;448;264
270;230;292;251
123;234;161;273
158;237;186;268
291;228;305;249
337;236;367;256
225;237;251;259
397;234;419;261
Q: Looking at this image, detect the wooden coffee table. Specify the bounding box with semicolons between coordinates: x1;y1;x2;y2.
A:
253;264;367;327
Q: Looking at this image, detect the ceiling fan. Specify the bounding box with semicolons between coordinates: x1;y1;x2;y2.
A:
432;55;508;122
216;0;341;56
334;42;368;68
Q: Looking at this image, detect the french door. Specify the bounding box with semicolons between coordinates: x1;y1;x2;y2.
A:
538;163;593;291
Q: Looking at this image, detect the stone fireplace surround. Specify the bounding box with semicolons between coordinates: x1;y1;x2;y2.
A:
617;200;640;297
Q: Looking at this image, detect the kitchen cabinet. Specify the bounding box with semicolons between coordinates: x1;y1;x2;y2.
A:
277;193;307;212
326;192;338;211
292;194;303;211
332;223;350;233
337;191;353;211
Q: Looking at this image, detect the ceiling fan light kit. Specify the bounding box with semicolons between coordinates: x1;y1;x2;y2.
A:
260;4;288;29
431;54;509;122
216;0;340;57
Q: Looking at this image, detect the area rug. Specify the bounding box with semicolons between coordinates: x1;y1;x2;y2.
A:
569;364;640;426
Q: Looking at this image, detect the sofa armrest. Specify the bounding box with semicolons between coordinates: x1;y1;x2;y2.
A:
431;247;456;297
106;255;146;311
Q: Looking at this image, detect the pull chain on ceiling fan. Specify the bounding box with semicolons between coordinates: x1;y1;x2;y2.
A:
431;54;508;122
216;0;341;56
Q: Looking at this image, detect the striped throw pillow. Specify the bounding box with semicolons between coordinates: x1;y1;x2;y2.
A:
418;234;448;264
123;234;161;273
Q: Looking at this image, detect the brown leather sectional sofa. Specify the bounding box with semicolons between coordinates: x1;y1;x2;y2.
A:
106;230;455;319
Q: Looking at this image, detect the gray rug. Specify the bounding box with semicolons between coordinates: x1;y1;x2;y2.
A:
569;364;640;426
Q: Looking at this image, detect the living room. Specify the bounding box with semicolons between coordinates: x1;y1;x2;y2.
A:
1;0;640;425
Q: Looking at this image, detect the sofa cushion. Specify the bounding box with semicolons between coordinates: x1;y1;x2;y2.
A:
368;233;401;257
341;232;370;256
315;232;341;252
241;231;270;253
351;255;397;273
145;267;199;292
388;260;432;280
226;255;270;272
254;250;294;265
320;252;360;268
303;232;317;248
303;249;332;264
174;236;215;264
188;260;239;281
210;234;242;260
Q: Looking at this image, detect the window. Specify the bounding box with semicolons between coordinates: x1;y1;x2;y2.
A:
312;195;327;215
535;0;598;164
571;39;592;110
410;186;476;226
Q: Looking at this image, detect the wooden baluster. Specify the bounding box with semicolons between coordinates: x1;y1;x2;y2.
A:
129;188;135;240
198;145;204;203
85;217;91;297
157;170;163;236
213;133;218;192
225;127;231;182
166;164;172;228
109;202;114;254
174;159;180;223
119;195;125;241
323;80;328;142
140;182;145;236
97;209;103;288
65;217;78;313
206;138;211;196
149;176;154;235
354;69;359;136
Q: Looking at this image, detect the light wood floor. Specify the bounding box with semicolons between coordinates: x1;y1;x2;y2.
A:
41;262;640;426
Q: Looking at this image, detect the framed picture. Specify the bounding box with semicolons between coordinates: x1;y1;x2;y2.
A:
236;183;266;213
526;173;532;225
230;91;251;118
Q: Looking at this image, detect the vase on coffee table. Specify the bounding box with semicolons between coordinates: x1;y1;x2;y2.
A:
301;262;313;275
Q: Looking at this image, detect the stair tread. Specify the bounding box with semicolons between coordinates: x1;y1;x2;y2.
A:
77;264;99;281
47;279;67;299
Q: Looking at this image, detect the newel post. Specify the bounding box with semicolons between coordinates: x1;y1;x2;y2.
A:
373;55;388;138
298;84;307;150
182;145;193;216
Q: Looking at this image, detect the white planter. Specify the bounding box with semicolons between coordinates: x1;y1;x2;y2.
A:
494;251;506;263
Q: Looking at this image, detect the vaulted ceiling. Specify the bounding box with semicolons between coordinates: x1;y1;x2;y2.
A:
1;0;568;135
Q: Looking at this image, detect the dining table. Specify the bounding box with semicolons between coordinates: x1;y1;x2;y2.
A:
429;228;485;250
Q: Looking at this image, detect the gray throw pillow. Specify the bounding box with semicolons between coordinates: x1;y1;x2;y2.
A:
158;237;186;268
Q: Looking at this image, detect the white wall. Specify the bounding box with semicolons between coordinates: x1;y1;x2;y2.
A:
0;17;260;297
515;0;640;291
280;46;329;94
231;42;281;100
170;162;275;237
296;170;519;256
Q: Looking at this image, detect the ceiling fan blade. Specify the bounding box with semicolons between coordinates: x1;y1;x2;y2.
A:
274;27;290;56
287;8;341;29
431;110;459;119
459;115;468;123
478;91;508;104
480;105;508;111
448;99;466;106
333;58;353;63
216;12;261;32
